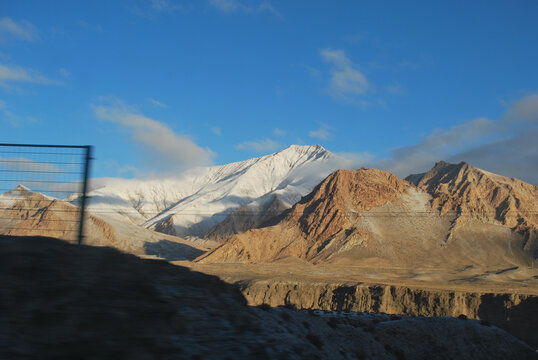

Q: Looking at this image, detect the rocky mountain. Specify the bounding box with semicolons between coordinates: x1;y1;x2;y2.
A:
198;162;538;268
84;145;348;237
407;161;538;257
2;235;535;359
0;185;210;260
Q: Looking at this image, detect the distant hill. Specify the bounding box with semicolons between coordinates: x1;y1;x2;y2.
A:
198;162;538;268
0;185;210;260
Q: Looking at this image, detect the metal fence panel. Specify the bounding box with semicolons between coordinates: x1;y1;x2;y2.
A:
0;143;92;244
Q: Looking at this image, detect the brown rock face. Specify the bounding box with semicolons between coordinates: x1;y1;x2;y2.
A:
199;163;537;266
408;161;538;256
198;168;411;263
235;279;538;349
289;168;410;243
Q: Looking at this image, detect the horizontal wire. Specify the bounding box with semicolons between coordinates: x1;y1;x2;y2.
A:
1;229;78;232
0;160;85;165
0;179;81;184
0;189;78;193
0;218;80;222
0;198;81;202
0;208;536;216
0;150;84;156
0;143;89;149
0;169;83;175
0;201;536;213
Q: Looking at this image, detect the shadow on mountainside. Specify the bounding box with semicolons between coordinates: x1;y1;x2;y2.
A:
478;293;538;349
143;239;206;261
1;235;536;360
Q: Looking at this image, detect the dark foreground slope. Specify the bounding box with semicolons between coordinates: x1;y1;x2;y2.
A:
1;236;536;360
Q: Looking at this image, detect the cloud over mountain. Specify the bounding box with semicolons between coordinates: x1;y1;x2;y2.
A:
369;93;538;184
92;97;215;172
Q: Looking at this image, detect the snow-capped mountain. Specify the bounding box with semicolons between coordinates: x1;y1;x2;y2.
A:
83;145;352;237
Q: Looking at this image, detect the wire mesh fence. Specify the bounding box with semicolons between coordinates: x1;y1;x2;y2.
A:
0;143;92;244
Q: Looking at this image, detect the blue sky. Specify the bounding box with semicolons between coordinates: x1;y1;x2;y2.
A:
1;0;537;183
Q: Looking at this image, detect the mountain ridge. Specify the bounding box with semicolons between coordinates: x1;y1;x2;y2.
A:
199;161;537;266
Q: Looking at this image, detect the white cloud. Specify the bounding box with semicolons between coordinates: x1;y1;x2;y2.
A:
336;151;376;165
309;123;333;140
0;99;37;127
151;0;184;12
148;98;167;108
386;83;405;95
92;97;215;171
0;17;39;42
273;128;286;137
320;49;369;104
373;117;498;177
211;126;222;136
209;0;238;11
59;68;71;78
235;138;280;152
0;156;60;173
500;93;538;126
369;92;538;184
0;63;60;87
447;129;538;185
209;0;281;16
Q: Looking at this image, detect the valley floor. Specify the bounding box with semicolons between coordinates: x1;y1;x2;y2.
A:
179;262;538;295
179;261;538;349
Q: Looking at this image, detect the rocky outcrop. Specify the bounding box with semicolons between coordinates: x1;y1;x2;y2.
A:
235;279;538;349
407;161;538;255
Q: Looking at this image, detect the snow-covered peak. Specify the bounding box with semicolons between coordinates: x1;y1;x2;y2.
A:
82;145;349;236
14;184;32;192
274;144;330;158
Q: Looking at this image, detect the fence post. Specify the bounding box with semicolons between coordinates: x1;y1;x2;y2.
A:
77;146;92;245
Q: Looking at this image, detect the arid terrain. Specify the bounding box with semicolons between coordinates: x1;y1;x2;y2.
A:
1;158;537;354
182;261;538;349
1;235;536;360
